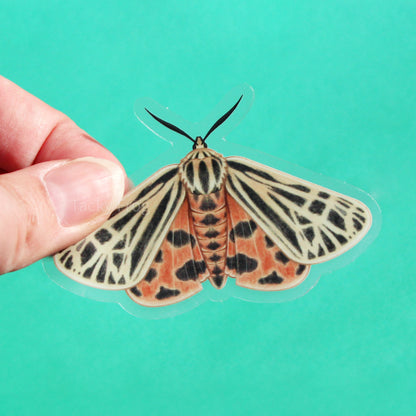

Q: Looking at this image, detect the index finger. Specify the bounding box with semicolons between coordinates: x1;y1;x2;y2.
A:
0;75;126;180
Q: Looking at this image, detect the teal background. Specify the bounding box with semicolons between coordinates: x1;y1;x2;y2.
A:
1;1;415;415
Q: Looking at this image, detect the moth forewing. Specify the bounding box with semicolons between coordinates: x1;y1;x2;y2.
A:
54;164;186;290
225;156;372;265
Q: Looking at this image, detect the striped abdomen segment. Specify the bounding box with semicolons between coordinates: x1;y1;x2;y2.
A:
188;188;228;289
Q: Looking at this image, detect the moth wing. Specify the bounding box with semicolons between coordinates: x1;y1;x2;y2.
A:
54;165;185;289
225;193;310;290
226;156;372;264
127;198;210;307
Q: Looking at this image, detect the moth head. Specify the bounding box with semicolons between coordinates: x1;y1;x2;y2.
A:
192;136;207;150
144;94;243;150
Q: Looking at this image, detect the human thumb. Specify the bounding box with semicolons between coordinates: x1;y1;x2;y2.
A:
0;157;125;274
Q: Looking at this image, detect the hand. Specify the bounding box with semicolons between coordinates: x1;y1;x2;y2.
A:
0;76;128;274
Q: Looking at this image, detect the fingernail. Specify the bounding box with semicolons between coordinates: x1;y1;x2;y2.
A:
44;157;125;227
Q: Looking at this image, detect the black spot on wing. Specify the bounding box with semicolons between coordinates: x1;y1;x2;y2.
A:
328;209;346;231
227;160;277;182
97;259;107;283
130;211;146;241
130;287;142;297
83;259;99;278
295;212;311;225
288;184;310;193
94;229;112;244
303;227;315;242
112;253;123;270
353;218;363;231
155;250;163;263
156;286;180;300
81;242;96;265
271;187;306;207
108;273;116;284
339;197;353;206
337;200;351;209
309;200;326;215
320;230;336;252
226;254;258;274
176;260;206;281
258;271;284;285
353;212;366;222
210;253;221;262
112;209;137;232
167;230;196;248
318;192;330;199
113;235;126;250
265;236;275;248
64;255;73;270
275;251;290;264
118;276;126;284
296;264;306;275
229;220;257;243
326;228;348;245
144;268;157;283
59;250;70;263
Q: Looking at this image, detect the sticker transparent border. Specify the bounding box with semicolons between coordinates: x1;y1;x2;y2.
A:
43;84;381;319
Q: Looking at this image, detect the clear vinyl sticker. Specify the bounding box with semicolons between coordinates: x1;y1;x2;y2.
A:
43;84;381;319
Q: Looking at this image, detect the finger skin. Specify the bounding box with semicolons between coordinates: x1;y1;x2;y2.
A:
0;160;123;274
0;75;127;187
0;76;130;273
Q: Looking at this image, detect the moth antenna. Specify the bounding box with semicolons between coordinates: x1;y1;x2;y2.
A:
203;95;243;142
145;108;195;143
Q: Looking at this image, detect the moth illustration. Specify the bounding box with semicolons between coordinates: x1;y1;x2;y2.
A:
54;96;372;307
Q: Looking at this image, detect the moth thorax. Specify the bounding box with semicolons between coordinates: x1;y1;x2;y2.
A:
179;150;226;195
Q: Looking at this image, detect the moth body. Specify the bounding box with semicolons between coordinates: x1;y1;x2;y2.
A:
179;138;229;288
189;188;228;289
